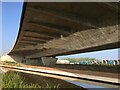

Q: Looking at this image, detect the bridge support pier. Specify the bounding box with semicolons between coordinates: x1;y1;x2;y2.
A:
41;57;58;66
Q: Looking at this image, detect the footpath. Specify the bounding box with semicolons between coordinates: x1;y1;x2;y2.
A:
0;64;119;85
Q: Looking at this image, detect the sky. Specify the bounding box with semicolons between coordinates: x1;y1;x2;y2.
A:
57;49;119;60
0;2;119;60
0;2;2;56
1;2;23;56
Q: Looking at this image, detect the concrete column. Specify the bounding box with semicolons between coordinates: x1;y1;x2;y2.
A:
41;57;58;66
26;58;44;66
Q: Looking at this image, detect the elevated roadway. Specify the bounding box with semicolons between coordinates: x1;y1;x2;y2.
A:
8;2;119;66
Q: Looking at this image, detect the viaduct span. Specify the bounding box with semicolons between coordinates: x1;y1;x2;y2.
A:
8;2;119;66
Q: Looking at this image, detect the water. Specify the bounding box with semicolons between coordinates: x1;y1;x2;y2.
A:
66;80;105;88
65;80;119;90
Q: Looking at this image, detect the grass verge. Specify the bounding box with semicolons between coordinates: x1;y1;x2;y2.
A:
2;71;60;89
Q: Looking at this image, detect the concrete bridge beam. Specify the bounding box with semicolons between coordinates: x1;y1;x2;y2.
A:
26;24;119;58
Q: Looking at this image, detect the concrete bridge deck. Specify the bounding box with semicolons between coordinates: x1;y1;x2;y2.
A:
9;2;119;60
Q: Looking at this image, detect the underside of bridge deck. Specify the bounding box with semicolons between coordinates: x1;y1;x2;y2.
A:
9;2;119;59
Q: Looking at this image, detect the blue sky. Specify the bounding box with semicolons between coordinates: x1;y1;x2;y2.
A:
0;2;119;60
57;49;119;60
0;2;2;56
1;2;23;56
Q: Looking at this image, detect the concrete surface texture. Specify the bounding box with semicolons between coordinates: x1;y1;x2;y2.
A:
8;2;119;60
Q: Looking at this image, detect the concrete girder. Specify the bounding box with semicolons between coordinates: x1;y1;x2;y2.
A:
11;2;119;57
24;31;54;39
22;36;48;42
20;41;37;45
14;24;119;54
26;24;119;58
27;22;71;35
27;7;97;28
102;2;119;12
25;22;70;35
12;44;44;52
21;39;46;43
24;29;60;38
23;35;52;41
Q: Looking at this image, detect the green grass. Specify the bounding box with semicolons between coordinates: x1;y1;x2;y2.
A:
2;71;60;89
0;73;3;89
2;61;21;67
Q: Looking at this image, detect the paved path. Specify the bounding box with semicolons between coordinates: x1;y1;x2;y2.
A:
20;64;119;79
0;65;119;85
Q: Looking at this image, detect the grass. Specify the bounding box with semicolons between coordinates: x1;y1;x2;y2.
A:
1;71;83;89
2;71;60;89
55;64;120;73
0;73;3;89
2;61;21;67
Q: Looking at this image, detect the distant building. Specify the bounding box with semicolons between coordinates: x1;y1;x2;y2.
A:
79;60;87;64
100;59;108;64
114;60;120;65
70;62;74;64
75;62;79;64
56;60;70;64
99;59;119;65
